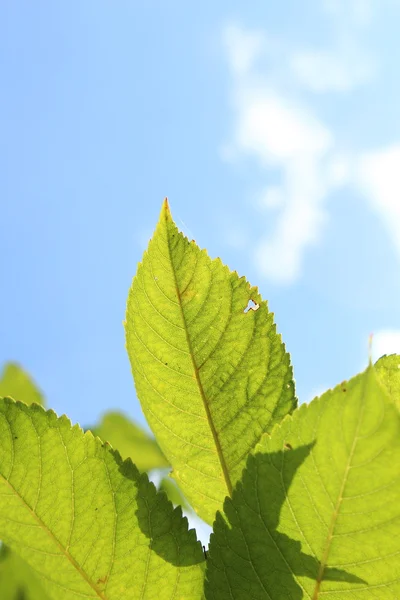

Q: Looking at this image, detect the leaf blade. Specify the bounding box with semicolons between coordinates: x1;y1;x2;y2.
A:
91;411;169;471
375;353;400;409
0;543;52;600
0;363;45;407
0;398;205;599
125;201;296;523
206;365;400;598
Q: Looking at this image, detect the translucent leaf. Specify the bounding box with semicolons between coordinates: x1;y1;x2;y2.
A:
91;411;169;471
375;353;400;409
125;201;296;524
0;543;51;600
0;398;205;599
0;363;45;407
206;365;400;598
0;363;47;595
159;476;191;512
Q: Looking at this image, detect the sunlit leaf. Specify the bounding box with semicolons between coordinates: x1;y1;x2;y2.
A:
375;353;400;409
206;364;400;598
0;363;47;595
0;543;51;600
91;411;169;471
0;398;205;599
125;201;296;523
0;363;45;407
160;476;191;512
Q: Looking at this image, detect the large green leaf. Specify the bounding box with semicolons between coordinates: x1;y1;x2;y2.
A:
375;353;400;409
206;365;400;598
0;363;45;407
91;411;169;471
0;398;205;599
125;201;296;524
0;543;51;600
0;362;48;596
159;476;191;512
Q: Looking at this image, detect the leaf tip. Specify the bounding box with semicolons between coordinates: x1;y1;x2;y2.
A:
162;197;171;217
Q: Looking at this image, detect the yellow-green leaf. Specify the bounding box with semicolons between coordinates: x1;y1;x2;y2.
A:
0;363;45;407
125;200;296;524
91;411;169;471
375;353;400;409
0;543;51;600
160;476;191;512
0;398;205;599
206;365;400;598
0;364;48;596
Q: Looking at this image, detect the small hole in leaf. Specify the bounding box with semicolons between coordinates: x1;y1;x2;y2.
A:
244;299;259;313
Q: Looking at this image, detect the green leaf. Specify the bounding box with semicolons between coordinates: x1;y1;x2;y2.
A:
159;476;191;512
0;364;48;597
206;365;400;598
375;353;400;409
0;398;205;599
91;411;169;471
0;363;45;407
125;201;296;524
0;542;51;600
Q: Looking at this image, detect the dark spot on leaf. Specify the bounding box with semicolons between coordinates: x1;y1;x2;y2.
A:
284;443;293;450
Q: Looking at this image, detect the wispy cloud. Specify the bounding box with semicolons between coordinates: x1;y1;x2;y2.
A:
290;44;374;93
221;24;339;283
220;2;399;285
323;0;374;28
356;145;400;258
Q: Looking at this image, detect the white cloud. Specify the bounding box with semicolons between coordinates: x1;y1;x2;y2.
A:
372;330;400;362
229;87;332;283
234;92;332;164
255;158;329;283
221;9;400;285
221;24;336;284
356;145;400;257
290;46;374;93
222;23;265;76
326;154;352;187
323;0;374;28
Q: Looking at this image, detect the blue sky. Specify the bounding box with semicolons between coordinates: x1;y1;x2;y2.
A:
1;0;400;435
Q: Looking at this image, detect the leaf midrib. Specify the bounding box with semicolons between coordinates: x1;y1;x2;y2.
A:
311;375;368;599
164;212;233;497
0;471;107;600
